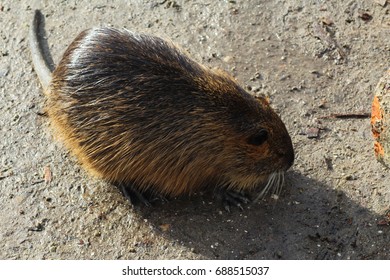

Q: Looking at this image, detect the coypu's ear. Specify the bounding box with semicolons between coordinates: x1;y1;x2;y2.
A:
254;95;270;106
247;129;268;146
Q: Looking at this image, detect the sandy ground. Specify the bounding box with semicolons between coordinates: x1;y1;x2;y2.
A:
1;0;390;260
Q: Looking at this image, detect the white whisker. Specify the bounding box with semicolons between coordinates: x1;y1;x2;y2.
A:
254;171;286;203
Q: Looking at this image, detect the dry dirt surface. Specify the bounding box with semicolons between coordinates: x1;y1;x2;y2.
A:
1;0;390;260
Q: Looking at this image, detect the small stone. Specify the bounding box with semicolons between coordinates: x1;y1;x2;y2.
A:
222;56;233;63
0;67;9;77
28;222;44;232
306;127;320;139
253;72;262;80
50;244;58;253
344;174;357;181
358;11;373;22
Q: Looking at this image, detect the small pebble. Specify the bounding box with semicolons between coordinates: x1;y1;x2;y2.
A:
0;67;9;77
306;127;320;139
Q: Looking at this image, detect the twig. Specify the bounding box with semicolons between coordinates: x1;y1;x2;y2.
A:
319;113;370;119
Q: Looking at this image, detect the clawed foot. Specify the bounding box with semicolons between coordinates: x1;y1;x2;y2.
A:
217;189;251;212
118;184;168;207
119;184;152;206
118;184;250;211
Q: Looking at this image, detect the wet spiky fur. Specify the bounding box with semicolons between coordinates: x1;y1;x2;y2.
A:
31;15;294;198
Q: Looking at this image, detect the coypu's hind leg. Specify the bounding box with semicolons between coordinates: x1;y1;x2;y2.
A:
117;183;169;207
217;189;251;212
117;183;152;207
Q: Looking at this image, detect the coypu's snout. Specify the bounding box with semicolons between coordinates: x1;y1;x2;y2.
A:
270;112;295;172
286;146;295;169
281;134;295;170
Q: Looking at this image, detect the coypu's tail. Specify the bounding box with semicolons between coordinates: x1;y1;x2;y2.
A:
29;10;52;90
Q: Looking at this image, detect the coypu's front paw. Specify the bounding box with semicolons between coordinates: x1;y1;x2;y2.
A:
217;189;251;212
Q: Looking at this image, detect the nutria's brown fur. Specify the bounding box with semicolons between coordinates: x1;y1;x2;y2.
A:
30;10;294;199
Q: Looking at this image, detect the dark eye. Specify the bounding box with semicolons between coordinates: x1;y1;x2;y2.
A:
247;129;268;146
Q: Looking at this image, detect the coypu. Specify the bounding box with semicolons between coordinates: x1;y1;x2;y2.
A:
29;10;294;208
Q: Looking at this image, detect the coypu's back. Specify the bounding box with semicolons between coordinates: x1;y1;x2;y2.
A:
37;26;294;197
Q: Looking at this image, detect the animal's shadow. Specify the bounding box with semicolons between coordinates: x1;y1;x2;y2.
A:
135;171;389;259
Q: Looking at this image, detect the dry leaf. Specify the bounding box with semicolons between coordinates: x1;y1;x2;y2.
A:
321;16;334;26
44;166;52;184
358;11;373;22
159;223;171;232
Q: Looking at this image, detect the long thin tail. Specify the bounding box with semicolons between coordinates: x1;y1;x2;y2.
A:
29;10;52;90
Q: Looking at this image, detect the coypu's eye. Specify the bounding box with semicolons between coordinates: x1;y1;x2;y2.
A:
247;129;268;146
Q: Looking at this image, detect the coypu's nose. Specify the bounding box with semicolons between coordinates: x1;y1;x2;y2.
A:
284;138;295;169
286;147;295;168
277;139;294;169
277;149;294;170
